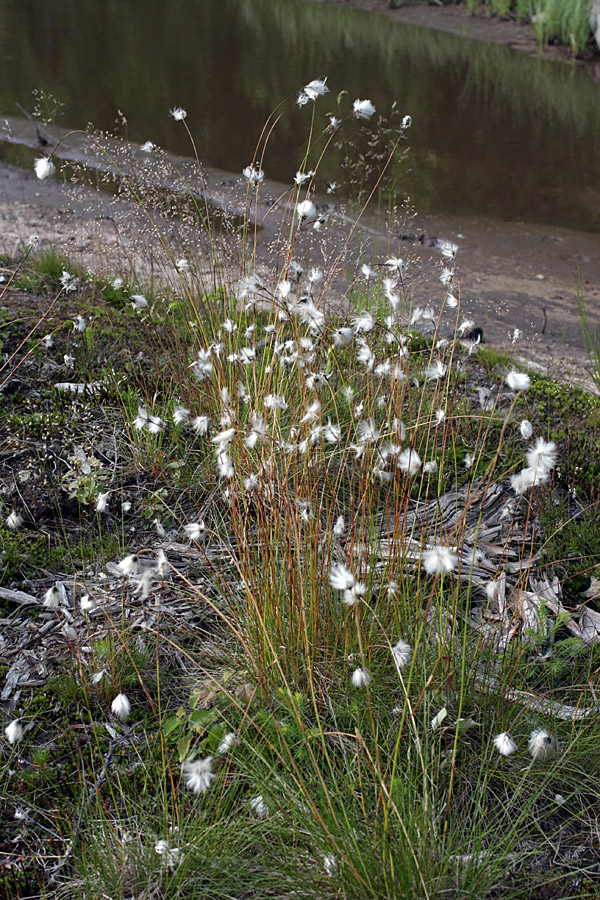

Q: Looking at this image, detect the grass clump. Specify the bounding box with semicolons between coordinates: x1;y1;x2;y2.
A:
1;82;599;900
464;0;594;53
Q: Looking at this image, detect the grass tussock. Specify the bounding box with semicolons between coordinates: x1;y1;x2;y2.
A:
1;81;600;900
463;0;594;53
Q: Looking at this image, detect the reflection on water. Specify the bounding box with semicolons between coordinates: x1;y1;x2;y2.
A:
1;0;599;232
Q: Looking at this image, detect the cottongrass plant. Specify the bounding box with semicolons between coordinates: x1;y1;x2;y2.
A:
15;79;600;898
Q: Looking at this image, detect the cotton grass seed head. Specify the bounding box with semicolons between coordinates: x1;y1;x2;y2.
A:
351;667;372;688
34;156;55;180
391;640;412;669
506;370;530;391
520;419;533;440
118;554;140;577
111;693;131;721
353;98;376;119
249;795;269;817
182;757;215;794
169;106;187;121
528;729;557;761
6;511;23;530
493;732;517;757
422;546;458;576
4;720;23;745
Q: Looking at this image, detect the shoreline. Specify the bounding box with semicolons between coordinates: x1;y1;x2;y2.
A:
318;0;600;69
1;123;599;387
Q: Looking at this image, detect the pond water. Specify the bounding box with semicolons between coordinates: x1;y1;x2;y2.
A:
1;0;600;233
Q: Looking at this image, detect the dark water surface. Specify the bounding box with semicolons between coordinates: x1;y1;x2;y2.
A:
1;0;600;233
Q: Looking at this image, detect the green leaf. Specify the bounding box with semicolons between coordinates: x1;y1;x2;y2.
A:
163;716;182;739
177;735;192;762
190;709;216;730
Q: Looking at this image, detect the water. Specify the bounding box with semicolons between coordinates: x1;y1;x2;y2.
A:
1;0;600;233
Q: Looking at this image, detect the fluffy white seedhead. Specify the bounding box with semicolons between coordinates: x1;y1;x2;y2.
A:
111;693;131;721
493;732;517;757
520;420;533;440
528;729;557;761
249;795;269;817
217;732;238;755
391;640;412;669
329;563;355;593
353;98;376;119
6;511;23;530
421;546;458;576
506;370;530;391
398;448;422;475
526;438;557;473
351;667;372;688
169;106;187;121
182;757;215;794
184;522;205;542
34;156;55;180
118;554;140;577
4;720;23;745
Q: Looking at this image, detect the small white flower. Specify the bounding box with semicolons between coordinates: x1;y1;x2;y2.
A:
421;546;458;576
6;511;23;530
118;554;140;577
111;693;131;721
493;732;517;757
351;667;372;688
249;795;269;817
528;729;557;761
327;115;340;131
391;640;412;669
169;106;187;121
353;98;376;120
520;420;533;440
34;156;55;180
4;720;23;745
506;370;530;391
329;563;356;593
